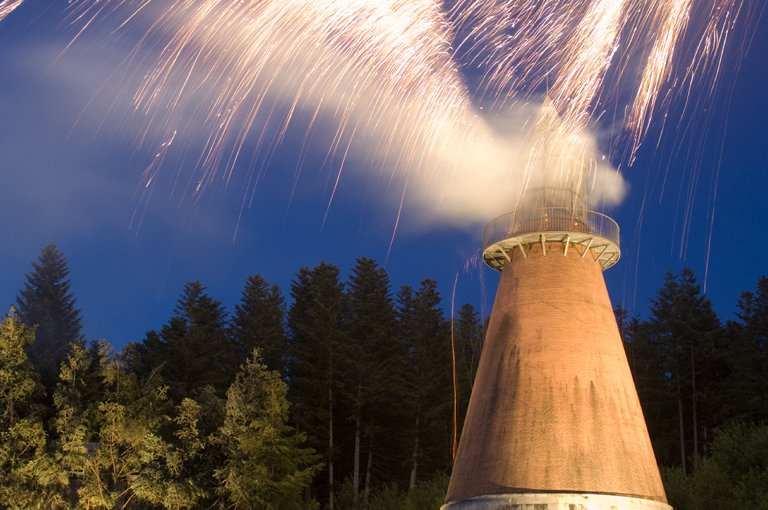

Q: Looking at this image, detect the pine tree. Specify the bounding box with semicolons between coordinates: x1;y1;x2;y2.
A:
143;281;238;401
0;308;65;509
287;263;346;509
342;258;399;502
720;276;768;423
15;243;83;388
397;280;451;488
454;303;483;446
232;275;287;373
737;276;768;350
649;268;725;469
216;350;320;509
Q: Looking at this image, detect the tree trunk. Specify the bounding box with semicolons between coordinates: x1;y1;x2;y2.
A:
677;382;686;472
329;384;335;510
364;434;373;503
409;415;420;489
353;406;361;504
691;342;699;463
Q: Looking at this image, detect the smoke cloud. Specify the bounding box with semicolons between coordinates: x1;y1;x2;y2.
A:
345;100;627;228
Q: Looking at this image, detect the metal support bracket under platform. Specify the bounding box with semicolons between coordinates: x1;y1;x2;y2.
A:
482;208;620;272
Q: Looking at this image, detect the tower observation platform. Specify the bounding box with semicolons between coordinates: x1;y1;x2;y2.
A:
482;206;620;272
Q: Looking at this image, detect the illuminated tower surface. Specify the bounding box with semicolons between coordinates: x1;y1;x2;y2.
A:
444;104;671;510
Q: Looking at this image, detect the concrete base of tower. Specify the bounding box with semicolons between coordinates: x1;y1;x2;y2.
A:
442;493;673;510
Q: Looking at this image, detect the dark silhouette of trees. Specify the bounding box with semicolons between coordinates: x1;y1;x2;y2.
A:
232;275;287;374
341;258;400;504
142;281;238;401
287;263;346;510
721;276;768;423
621;268;754;473
397;280;452;488
648;269;725;469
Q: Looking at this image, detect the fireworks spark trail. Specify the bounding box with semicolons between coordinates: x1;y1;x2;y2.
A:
685;0;746;99
130;129;176;233
627;0;692;145
449;0;588;102
386;180;408;263
70;0;488;196
449;0;746;146
550;0;629;132
0;0;22;22
62;0;747;227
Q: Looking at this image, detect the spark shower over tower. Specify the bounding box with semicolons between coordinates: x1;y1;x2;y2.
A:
443;106;671;510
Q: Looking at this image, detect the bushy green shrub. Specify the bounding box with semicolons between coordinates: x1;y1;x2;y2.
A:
663;423;768;509
335;473;449;510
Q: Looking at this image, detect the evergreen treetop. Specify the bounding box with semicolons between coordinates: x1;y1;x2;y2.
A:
144;281;238;401
15;243;83;387
232;274;287;373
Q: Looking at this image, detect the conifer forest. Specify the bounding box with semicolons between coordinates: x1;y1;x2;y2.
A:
2;243;768;509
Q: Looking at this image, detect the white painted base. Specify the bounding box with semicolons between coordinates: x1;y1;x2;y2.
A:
442;493;673;510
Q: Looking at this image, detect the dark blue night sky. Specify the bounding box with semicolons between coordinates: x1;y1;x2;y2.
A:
1;1;766;349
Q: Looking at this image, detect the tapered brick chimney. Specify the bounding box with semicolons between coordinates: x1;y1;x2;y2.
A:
444;101;670;510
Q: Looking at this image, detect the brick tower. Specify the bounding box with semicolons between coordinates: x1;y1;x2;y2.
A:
443;103;671;510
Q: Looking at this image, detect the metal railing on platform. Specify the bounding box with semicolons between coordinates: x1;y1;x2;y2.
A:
483;208;620;251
